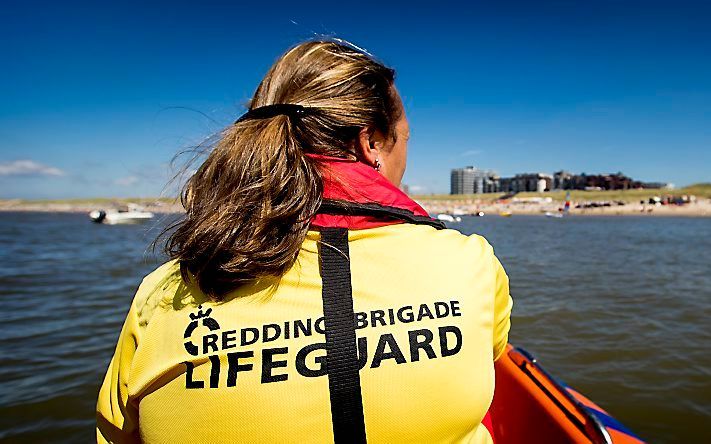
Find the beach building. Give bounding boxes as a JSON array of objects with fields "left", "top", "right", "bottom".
[
  {"left": 499, "top": 173, "right": 553, "bottom": 193},
  {"left": 451, "top": 167, "right": 663, "bottom": 194},
  {"left": 553, "top": 171, "right": 573, "bottom": 190},
  {"left": 553, "top": 171, "right": 645, "bottom": 190},
  {"left": 450, "top": 166, "right": 500, "bottom": 194}
]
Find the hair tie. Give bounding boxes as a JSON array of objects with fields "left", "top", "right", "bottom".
[{"left": 235, "top": 104, "right": 313, "bottom": 124}]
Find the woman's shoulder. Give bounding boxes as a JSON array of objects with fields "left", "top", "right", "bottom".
[
  {"left": 395, "top": 223, "right": 495, "bottom": 258},
  {"left": 367, "top": 224, "right": 498, "bottom": 276},
  {"left": 441, "top": 228, "right": 496, "bottom": 265},
  {"left": 131, "top": 259, "right": 195, "bottom": 327}
]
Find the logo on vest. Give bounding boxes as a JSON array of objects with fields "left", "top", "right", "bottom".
[{"left": 183, "top": 306, "right": 221, "bottom": 356}]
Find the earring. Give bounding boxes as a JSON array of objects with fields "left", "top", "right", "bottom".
[{"left": 374, "top": 158, "right": 381, "bottom": 172}]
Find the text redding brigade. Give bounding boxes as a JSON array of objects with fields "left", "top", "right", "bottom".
[{"left": 183, "top": 300, "right": 463, "bottom": 388}]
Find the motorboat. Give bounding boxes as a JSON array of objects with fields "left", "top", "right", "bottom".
[
  {"left": 499, "top": 211, "right": 513, "bottom": 217},
  {"left": 436, "top": 214, "right": 462, "bottom": 223},
  {"left": 89, "top": 203, "right": 154, "bottom": 224},
  {"left": 545, "top": 211, "right": 564, "bottom": 218},
  {"left": 490, "top": 345, "right": 644, "bottom": 443}
]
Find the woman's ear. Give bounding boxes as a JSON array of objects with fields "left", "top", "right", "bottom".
[{"left": 356, "top": 126, "right": 382, "bottom": 167}]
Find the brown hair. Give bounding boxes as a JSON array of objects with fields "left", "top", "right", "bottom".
[{"left": 164, "top": 40, "right": 401, "bottom": 298}]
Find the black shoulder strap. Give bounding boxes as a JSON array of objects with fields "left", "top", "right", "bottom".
[
  {"left": 319, "top": 227, "right": 368, "bottom": 444},
  {"left": 317, "top": 200, "right": 443, "bottom": 443},
  {"left": 319, "top": 228, "right": 366, "bottom": 444},
  {"left": 318, "top": 199, "right": 446, "bottom": 230}
]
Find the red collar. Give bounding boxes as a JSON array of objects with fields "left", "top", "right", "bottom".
[{"left": 310, "top": 156, "right": 432, "bottom": 230}]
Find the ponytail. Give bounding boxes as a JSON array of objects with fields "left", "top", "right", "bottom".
[{"left": 163, "top": 40, "right": 398, "bottom": 299}]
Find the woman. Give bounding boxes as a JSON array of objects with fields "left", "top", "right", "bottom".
[{"left": 97, "top": 40, "right": 512, "bottom": 444}]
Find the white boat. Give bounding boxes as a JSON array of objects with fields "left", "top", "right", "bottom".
[
  {"left": 89, "top": 203, "right": 154, "bottom": 224},
  {"left": 544, "top": 211, "right": 564, "bottom": 218},
  {"left": 436, "top": 214, "right": 462, "bottom": 223}
]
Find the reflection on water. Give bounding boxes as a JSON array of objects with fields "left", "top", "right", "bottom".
[{"left": 0, "top": 212, "right": 709, "bottom": 442}]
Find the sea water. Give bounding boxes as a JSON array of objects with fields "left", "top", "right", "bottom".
[{"left": 0, "top": 212, "right": 708, "bottom": 442}]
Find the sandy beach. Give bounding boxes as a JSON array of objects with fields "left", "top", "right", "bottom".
[
  {"left": 417, "top": 197, "right": 711, "bottom": 217},
  {"left": 0, "top": 199, "right": 182, "bottom": 214},
  {"left": 1, "top": 196, "right": 710, "bottom": 217}
]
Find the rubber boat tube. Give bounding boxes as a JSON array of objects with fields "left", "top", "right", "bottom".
[{"left": 489, "top": 345, "right": 645, "bottom": 444}]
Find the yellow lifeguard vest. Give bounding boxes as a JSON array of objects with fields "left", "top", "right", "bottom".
[{"left": 97, "top": 159, "right": 513, "bottom": 444}]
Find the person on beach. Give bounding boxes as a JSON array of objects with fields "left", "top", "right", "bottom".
[{"left": 96, "top": 40, "right": 513, "bottom": 444}]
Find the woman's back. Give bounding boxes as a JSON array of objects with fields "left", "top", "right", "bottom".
[
  {"left": 96, "top": 39, "right": 512, "bottom": 443},
  {"left": 97, "top": 160, "right": 511, "bottom": 443}
]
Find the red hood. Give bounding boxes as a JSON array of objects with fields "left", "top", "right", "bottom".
[{"left": 310, "top": 156, "right": 432, "bottom": 230}]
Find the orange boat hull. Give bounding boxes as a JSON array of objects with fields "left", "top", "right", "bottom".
[{"left": 489, "top": 345, "right": 645, "bottom": 444}]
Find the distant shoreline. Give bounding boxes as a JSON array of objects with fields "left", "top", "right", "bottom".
[
  {"left": 416, "top": 187, "right": 711, "bottom": 218},
  {"left": 418, "top": 200, "right": 711, "bottom": 218},
  {"left": 0, "top": 199, "right": 183, "bottom": 214},
  {"left": 2, "top": 197, "right": 710, "bottom": 218}
]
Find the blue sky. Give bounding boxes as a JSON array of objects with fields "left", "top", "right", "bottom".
[{"left": 1, "top": 0, "right": 710, "bottom": 198}]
